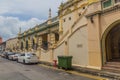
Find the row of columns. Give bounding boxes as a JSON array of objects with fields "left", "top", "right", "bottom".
[{"left": 19, "top": 33, "right": 56, "bottom": 52}]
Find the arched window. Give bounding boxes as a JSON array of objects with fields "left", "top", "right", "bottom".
[{"left": 26, "top": 40, "right": 28, "bottom": 50}]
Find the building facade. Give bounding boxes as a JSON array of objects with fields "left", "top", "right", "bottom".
[
  {"left": 16, "top": 0, "right": 120, "bottom": 70},
  {"left": 18, "top": 16, "right": 59, "bottom": 62},
  {"left": 57, "top": 0, "right": 89, "bottom": 67},
  {"left": 0, "top": 41, "right": 6, "bottom": 51},
  {"left": 86, "top": 0, "right": 120, "bottom": 69},
  {"left": 54, "top": 0, "right": 120, "bottom": 70},
  {"left": 6, "top": 37, "right": 19, "bottom": 52},
  {"left": 0, "top": 36, "right": 3, "bottom": 44}
]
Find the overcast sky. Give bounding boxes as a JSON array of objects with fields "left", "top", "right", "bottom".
[{"left": 0, "top": 0, "right": 67, "bottom": 41}]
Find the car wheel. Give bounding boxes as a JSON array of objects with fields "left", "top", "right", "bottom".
[
  {"left": 8, "top": 56, "right": 10, "bottom": 60},
  {"left": 23, "top": 60, "right": 26, "bottom": 64},
  {"left": 12, "top": 57, "right": 13, "bottom": 60},
  {"left": 17, "top": 59, "right": 18, "bottom": 62}
]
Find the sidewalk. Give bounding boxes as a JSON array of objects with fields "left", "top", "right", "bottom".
[
  {"left": 72, "top": 66, "right": 120, "bottom": 80},
  {"left": 38, "top": 61, "right": 120, "bottom": 80},
  {"left": 38, "top": 63, "right": 108, "bottom": 80}
]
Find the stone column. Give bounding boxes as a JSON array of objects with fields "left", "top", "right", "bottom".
[
  {"left": 50, "top": 33, "right": 55, "bottom": 48},
  {"left": 87, "top": 14, "right": 102, "bottom": 69},
  {"left": 34, "top": 36, "right": 37, "bottom": 51},
  {"left": 23, "top": 40, "right": 26, "bottom": 52},
  {"left": 50, "top": 33, "right": 55, "bottom": 62},
  {"left": 38, "top": 37, "right": 42, "bottom": 48},
  {"left": 59, "top": 18, "right": 63, "bottom": 38},
  {"left": 37, "top": 36, "right": 42, "bottom": 59},
  {"left": 50, "top": 49, "right": 54, "bottom": 62},
  {"left": 47, "top": 33, "right": 56, "bottom": 48},
  {"left": 47, "top": 33, "right": 51, "bottom": 48},
  {"left": 28, "top": 38, "right": 32, "bottom": 52}
]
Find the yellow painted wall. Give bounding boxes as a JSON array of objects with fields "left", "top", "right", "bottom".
[
  {"left": 86, "top": 0, "right": 120, "bottom": 69},
  {"left": 40, "top": 49, "right": 51, "bottom": 62},
  {"left": 6, "top": 38, "right": 18, "bottom": 51},
  {"left": 59, "top": 0, "right": 88, "bottom": 37},
  {"left": 69, "top": 25, "right": 88, "bottom": 67},
  {"left": 54, "top": 43, "right": 64, "bottom": 60}
]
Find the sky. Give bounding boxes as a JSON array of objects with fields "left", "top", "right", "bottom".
[{"left": 0, "top": 0, "right": 67, "bottom": 41}]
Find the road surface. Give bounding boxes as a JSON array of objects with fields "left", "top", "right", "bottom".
[{"left": 0, "top": 57, "right": 104, "bottom": 80}]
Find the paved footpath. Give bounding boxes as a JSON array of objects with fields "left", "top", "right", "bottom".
[{"left": 0, "top": 57, "right": 108, "bottom": 80}]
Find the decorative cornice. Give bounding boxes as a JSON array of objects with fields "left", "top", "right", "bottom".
[
  {"left": 18, "top": 16, "right": 59, "bottom": 38},
  {"left": 59, "top": 2, "right": 88, "bottom": 18},
  {"left": 59, "top": 0, "right": 83, "bottom": 13}
]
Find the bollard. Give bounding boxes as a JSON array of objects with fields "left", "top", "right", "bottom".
[{"left": 53, "top": 60, "right": 57, "bottom": 67}]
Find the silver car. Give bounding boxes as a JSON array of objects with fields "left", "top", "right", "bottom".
[{"left": 18, "top": 52, "right": 39, "bottom": 64}]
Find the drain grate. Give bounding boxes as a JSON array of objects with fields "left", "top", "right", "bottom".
[{"left": 24, "top": 69, "right": 30, "bottom": 71}]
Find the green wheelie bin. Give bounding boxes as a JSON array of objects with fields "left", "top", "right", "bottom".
[{"left": 58, "top": 56, "right": 72, "bottom": 70}]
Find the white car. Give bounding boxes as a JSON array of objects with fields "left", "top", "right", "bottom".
[
  {"left": 18, "top": 52, "right": 39, "bottom": 64},
  {"left": 9, "top": 53, "right": 21, "bottom": 60}
]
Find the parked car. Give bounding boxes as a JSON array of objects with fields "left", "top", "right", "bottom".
[
  {"left": 0, "top": 51, "right": 3, "bottom": 56},
  {"left": 9, "top": 53, "right": 21, "bottom": 61},
  {"left": 17, "top": 52, "right": 39, "bottom": 64},
  {"left": 8, "top": 52, "right": 16, "bottom": 60},
  {"left": 1, "top": 52, "right": 8, "bottom": 58},
  {"left": 4, "top": 52, "right": 15, "bottom": 59}
]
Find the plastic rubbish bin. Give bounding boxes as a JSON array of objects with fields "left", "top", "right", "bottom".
[{"left": 58, "top": 56, "right": 72, "bottom": 69}]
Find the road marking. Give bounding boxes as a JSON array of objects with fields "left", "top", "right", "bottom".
[{"left": 38, "top": 64, "right": 108, "bottom": 80}]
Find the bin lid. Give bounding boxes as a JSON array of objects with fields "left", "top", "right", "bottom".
[{"left": 58, "top": 55, "right": 72, "bottom": 58}]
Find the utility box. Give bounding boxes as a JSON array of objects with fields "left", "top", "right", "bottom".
[{"left": 58, "top": 56, "right": 72, "bottom": 69}]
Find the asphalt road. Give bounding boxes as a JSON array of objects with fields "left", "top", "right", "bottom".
[{"left": 0, "top": 57, "right": 98, "bottom": 80}]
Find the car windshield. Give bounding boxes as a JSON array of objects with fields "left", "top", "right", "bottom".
[
  {"left": 27, "top": 53, "right": 35, "bottom": 57},
  {"left": 8, "top": 52, "right": 14, "bottom": 55},
  {"left": 15, "top": 54, "right": 21, "bottom": 56}
]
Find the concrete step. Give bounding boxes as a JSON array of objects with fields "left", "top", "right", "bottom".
[
  {"left": 107, "top": 62, "right": 120, "bottom": 65},
  {"left": 103, "top": 62, "right": 120, "bottom": 73},
  {"left": 102, "top": 66, "right": 120, "bottom": 73},
  {"left": 104, "top": 64, "right": 120, "bottom": 68}
]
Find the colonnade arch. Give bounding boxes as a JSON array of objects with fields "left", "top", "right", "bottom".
[
  {"left": 25, "top": 40, "right": 28, "bottom": 50},
  {"left": 19, "top": 31, "right": 59, "bottom": 51},
  {"left": 21, "top": 42, "right": 23, "bottom": 50}
]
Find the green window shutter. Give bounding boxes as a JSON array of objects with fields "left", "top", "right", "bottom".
[{"left": 103, "top": 0, "right": 112, "bottom": 8}]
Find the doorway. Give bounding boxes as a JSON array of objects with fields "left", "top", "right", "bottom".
[{"left": 105, "top": 23, "right": 120, "bottom": 62}]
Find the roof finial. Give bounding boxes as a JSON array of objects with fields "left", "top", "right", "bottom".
[
  {"left": 49, "top": 8, "right": 51, "bottom": 20},
  {"left": 19, "top": 27, "right": 21, "bottom": 34},
  {"left": 47, "top": 8, "right": 52, "bottom": 24}
]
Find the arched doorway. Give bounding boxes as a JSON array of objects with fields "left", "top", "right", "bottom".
[
  {"left": 102, "top": 21, "right": 120, "bottom": 64},
  {"left": 106, "top": 23, "right": 120, "bottom": 62}
]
